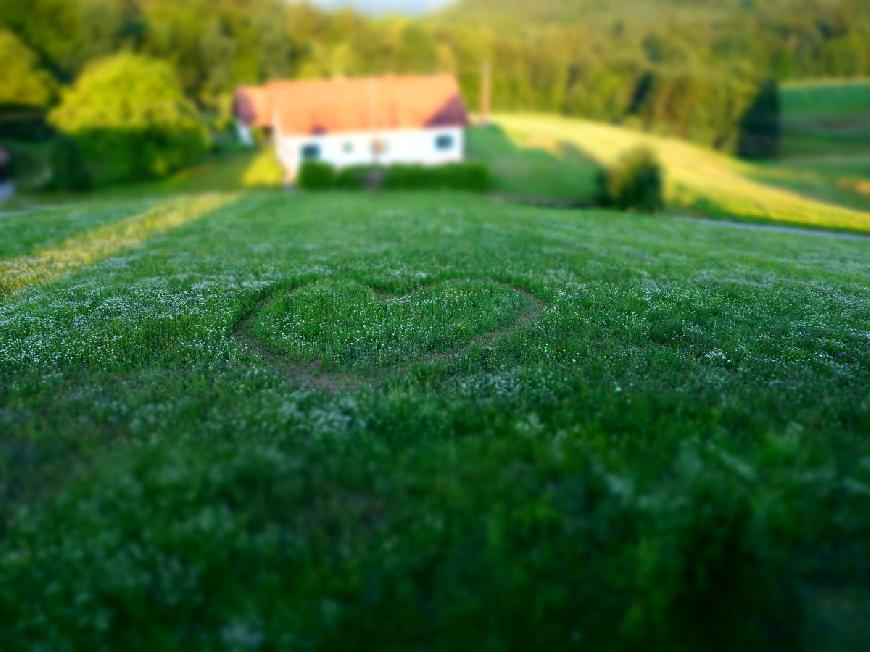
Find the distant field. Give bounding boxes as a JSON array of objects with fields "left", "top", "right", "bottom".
[
  {"left": 754, "top": 79, "right": 870, "bottom": 211},
  {"left": 1, "top": 190, "right": 868, "bottom": 649},
  {"left": 496, "top": 113, "right": 870, "bottom": 230},
  {"left": 781, "top": 78, "right": 870, "bottom": 120}
]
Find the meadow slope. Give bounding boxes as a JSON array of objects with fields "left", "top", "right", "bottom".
[
  {"left": 496, "top": 114, "right": 870, "bottom": 231},
  {"left": 0, "top": 191, "right": 868, "bottom": 649},
  {"left": 754, "top": 79, "right": 870, "bottom": 213}
]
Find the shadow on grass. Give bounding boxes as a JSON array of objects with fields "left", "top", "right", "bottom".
[
  {"left": 466, "top": 124, "right": 603, "bottom": 203},
  {"left": 0, "top": 192, "right": 239, "bottom": 296}
]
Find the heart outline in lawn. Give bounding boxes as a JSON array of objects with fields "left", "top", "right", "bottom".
[{"left": 233, "top": 278, "right": 546, "bottom": 392}]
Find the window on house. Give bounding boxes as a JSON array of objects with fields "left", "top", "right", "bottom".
[
  {"left": 301, "top": 143, "right": 321, "bottom": 160},
  {"left": 435, "top": 134, "right": 454, "bottom": 151}
]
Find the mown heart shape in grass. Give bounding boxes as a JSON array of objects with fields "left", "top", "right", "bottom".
[{"left": 234, "top": 279, "right": 545, "bottom": 391}]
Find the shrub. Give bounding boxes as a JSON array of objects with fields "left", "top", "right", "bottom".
[
  {"left": 306, "top": 162, "right": 491, "bottom": 192},
  {"left": 383, "top": 163, "right": 491, "bottom": 192},
  {"left": 242, "top": 148, "right": 284, "bottom": 188},
  {"left": 597, "top": 147, "right": 664, "bottom": 212},
  {"left": 47, "top": 137, "right": 92, "bottom": 191},
  {"left": 737, "top": 79, "right": 781, "bottom": 159},
  {"left": 334, "top": 165, "right": 385, "bottom": 190},
  {"left": 298, "top": 161, "right": 336, "bottom": 190},
  {"left": 48, "top": 54, "right": 209, "bottom": 186}
]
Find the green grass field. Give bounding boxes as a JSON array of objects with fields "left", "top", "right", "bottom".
[
  {"left": 465, "top": 124, "right": 600, "bottom": 202},
  {"left": 753, "top": 79, "right": 870, "bottom": 212},
  {"left": 780, "top": 79, "right": 870, "bottom": 156},
  {"left": 1, "top": 190, "right": 868, "bottom": 649}
]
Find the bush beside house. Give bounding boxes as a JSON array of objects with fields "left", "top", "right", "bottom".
[{"left": 299, "top": 161, "right": 491, "bottom": 193}]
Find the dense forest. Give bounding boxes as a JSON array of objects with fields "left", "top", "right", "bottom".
[{"left": 1, "top": 0, "right": 867, "bottom": 166}]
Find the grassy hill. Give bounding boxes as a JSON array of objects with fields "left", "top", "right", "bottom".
[
  {"left": 465, "top": 124, "right": 600, "bottom": 202},
  {"left": 1, "top": 189, "right": 868, "bottom": 649},
  {"left": 491, "top": 113, "right": 870, "bottom": 230},
  {"left": 749, "top": 79, "right": 870, "bottom": 212},
  {"left": 780, "top": 78, "right": 870, "bottom": 157}
]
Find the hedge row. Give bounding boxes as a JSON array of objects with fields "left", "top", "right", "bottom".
[
  {"left": 298, "top": 162, "right": 492, "bottom": 192},
  {"left": 625, "top": 70, "right": 781, "bottom": 158}
]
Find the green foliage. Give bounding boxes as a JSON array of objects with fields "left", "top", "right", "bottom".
[
  {"left": 47, "top": 136, "right": 92, "bottom": 191},
  {"left": 0, "top": 29, "right": 56, "bottom": 108},
  {"left": 2, "top": 0, "right": 868, "bottom": 168},
  {"left": 0, "top": 0, "right": 82, "bottom": 74},
  {"left": 298, "top": 160, "right": 336, "bottom": 190},
  {"left": 49, "top": 53, "right": 209, "bottom": 185},
  {"left": 304, "top": 162, "right": 491, "bottom": 192},
  {"left": 382, "top": 163, "right": 492, "bottom": 192},
  {"left": 738, "top": 80, "right": 781, "bottom": 159},
  {"left": 241, "top": 147, "right": 284, "bottom": 187},
  {"left": 1, "top": 142, "right": 48, "bottom": 188},
  {"left": 597, "top": 146, "right": 664, "bottom": 212},
  {"left": 146, "top": 0, "right": 301, "bottom": 106},
  {"left": 624, "top": 70, "right": 778, "bottom": 153},
  {"left": 334, "top": 165, "right": 383, "bottom": 190}
]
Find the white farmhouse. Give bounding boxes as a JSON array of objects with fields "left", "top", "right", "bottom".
[{"left": 234, "top": 74, "right": 470, "bottom": 181}]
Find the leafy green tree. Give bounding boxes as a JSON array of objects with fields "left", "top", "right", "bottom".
[
  {"left": 49, "top": 53, "right": 209, "bottom": 185},
  {"left": 0, "top": 0, "right": 81, "bottom": 76},
  {"left": 737, "top": 79, "right": 781, "bottom": 159},
  {"left": 73, "top": 0, "right": 145, "bottom": 70},
  {"left": 0, "top": 29, "right": 56, "bottom": 108}
]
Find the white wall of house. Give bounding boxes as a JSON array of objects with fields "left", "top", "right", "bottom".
[{"left": 274, "top": 126, "right": 465, "bottom": 180}]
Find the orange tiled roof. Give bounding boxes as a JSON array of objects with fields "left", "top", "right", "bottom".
[{"left": 235, "top": 74, "right": 469, "bottom": 135}]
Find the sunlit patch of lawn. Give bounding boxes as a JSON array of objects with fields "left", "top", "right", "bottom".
[{"left": 0, "top": 192, "right": 237, "bottom": 295}]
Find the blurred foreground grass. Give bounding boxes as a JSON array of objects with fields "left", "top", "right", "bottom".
[{"left": 0, "top": 190, "right": 868, "bottom": 649}]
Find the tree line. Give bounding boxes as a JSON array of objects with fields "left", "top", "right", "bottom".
[{"left": 0, "top": 0, "right": 866, "bottom": 184}]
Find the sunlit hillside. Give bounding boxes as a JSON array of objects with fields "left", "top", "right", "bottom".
[{"left": 496, "top": 114, "right": 870, "bottom": 231}]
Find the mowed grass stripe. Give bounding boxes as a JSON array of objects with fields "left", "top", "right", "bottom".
[
  {"left": 497, "top": 114, "right": 870, "bottom": 232},
  {"left": 0, "top": 192, "right": 238, "bottom": 296},
  {"left": 0, "top": 198, "right": 165, "bottom": 260}
]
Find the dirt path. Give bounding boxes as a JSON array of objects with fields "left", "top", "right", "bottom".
[{"left": 232, "top": 280, "right": 547, "bottom": 393}]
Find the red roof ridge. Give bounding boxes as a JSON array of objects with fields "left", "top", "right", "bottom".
[{"left": 235, "top": 73, "right": 469, "bottom": 135}]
